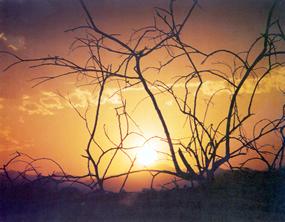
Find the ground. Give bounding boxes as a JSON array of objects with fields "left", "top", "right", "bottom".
[{"left": 1, "top": 169, "right": 285, "bottom": 221}]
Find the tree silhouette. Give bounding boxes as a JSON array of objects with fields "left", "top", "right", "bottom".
[{"left": 1, "top": 0, "right": 285, "bottom": 191}]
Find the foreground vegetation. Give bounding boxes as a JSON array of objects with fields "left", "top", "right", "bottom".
[{"left": 1, "top": 169, "right": 285, "bottom": 222}]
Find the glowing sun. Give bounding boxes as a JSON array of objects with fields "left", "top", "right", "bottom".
[{"left": 137, "top": 143, "right": 158, "bottom": 166}]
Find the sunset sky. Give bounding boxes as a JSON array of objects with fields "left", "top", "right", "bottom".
[{"left": 0, "top": 0, "right": 284, "bottom": 191}]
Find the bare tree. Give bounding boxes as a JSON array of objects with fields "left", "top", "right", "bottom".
[
  {"left": 239, "top": 103, "right": 285, "bottom": 171},
  {"left": 1, "top": 0, "right": 285, "bottom": 190},
  {"left": 64, "top": 94, "right": 142, "bottom": 191}
]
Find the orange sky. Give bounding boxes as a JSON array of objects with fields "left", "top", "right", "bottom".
[{"left": 0, "top": 0, "right": 284, "bottom": 191}]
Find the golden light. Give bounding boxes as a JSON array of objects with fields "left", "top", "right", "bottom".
[{"left": 137, "top": 142, "right": 158, "bottom": 166}]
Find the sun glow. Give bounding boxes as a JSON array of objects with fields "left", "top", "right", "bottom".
[{"left": 137, "top": 142, "right": 158, "bottom": 166}]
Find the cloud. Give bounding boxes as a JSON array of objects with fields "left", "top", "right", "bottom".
[
  {"left": 18, "top": 67, "right": 284, "bottom": 115},
  {"left": 19, "top": 92, "right": 64, "bottom": 115},
  {"left": 40, "top": 91, "right": 64, "bottom": 110},
  {"left": 18, "top": 88, "right": 122, "bottom": 116},
  {"left": 0, "top": 125, "right": 34, "bottom": 152},
  {"left": 68, "top": 88, "right": 97, "bottom": 108},
  {"left": 102, "top": 89, "right": 122, "bottom": 105},
  {"left": 67, "top": 70, "right": 284, "bottom": 110},
  {"left": 0, "top": 33, "right": 7, "bottom": 41},
  {"left": 236, "top": 70, "right": 285, "bottom": 95},
  {"left": 0, "top": 32, "right": 26, "bottom": 51},
  {"left": 68, "top": 88, "right": 122, "bottom": 108},
  {"left": 201, "top": 81, "right": 228, "bottom": 96},
  {"left": 168, "top": 68, "right": 285, "bottom": 97},
  {"left": 0, "top": 127, "right": 20, "bottom": 151},
  {"left": 19, "top": 100, "right": 53, "bottom": 115}
]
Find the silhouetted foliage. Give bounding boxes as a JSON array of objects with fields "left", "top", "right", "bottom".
[
  {"left": 1, "top": 169, "right": 285, "bottom": 221},
  {"left": 1, "top": 0, "right": 284, "bottom": 191}
]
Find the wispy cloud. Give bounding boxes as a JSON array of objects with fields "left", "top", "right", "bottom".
[
  {"left": 18, "top": 68, "right": 284, "bottom": 115},
  {"left": 0, "top": 125, "right": 34, "bottom": 152},
  {"left": 19, "top": 100, "right": 53, "bottom": 115},
  {"left": 18, "top": 88, "right": 123, "bottom": 116},
  {"left": 0, "top": 32, "right": 26, "bottom": 51},
  {"left": 68, "top": 88, "right": 122, "bottom": 107},
  {"left": 0, "top": 127, "right": 20, "bottom": 151},
  {"left": 68, "top": 88, "right": 97, "bottom": 108},
  {"left": 111, "top": 68, "right": 285, "bottom": 98},
  {"left": 19, "top": 92, "right": 61, "bottom": 116},
  {"left": 164, "top": 68, "right": 285, "bottom": 97},
  {"left": 40, "top": 92, "right": 64, "bottom": 110}
]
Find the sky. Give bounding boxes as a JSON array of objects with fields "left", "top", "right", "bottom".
[{"left": 0, "top": 0, "right": 284, "bottom": 191}]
